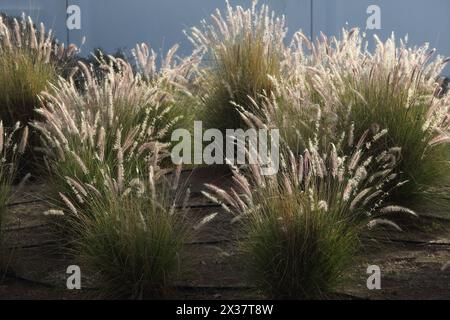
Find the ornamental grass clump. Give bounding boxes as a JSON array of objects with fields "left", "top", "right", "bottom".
[
  {"left": 281, "top": 29, "right": 450, "bottom": 213},
  {"left": 34, "top": 49, "right": 198, "bottom": 210},
  {"left": 186, "top": 1, "right": 287, "bottom": 131},
  {"left": 40, "top": 126, "right": 205, "bottom": 298},
  {"left": 54, "top": 143, "right": 188, "bottom": 298},
  {"left": 34, "top": 50, "right": 206, "bottom": 298},
  {"left": 44, "top": 138, "right": 209, "bottom": 298},
  {"left": 0, "top": 14, "right": 76, "bottom": 163},
  {"left": 76, "top": 180, "right": 186, "bottom": 299},
  {"left": 204, "top": 108, "right": 415, "bottom": 299}
]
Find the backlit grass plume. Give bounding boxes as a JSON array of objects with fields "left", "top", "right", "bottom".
[
  {"left": 33, "top": 56, "right": 178, "bottom": 210},
  {"left": 132, "top": 42, "right": 201, "bottom": 86},
  {"left": 132, "top": 42, "right": 203, "bottom": 135},
  {"left": 186, "top": 0, "right": 288, "bottom": 131},
  {"left": 0, "top": 13, "right": 76, "bottom": 164}
]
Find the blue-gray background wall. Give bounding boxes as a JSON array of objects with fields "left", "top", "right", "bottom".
[{"left": 1, "top": 1, "right": 450, "bottom": 72}]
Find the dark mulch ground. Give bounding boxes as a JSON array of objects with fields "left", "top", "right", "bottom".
[{"left": 1, "top": 166, "right": 449, "bottom": 300}]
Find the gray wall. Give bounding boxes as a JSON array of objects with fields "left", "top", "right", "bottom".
[
  {"left": 0, "top": 0, "right": 67, "bottom": 44},
  {"left": 1, "top": 1, "right": 450, "bottom": 72},
  {"left": 313, "top": 0, "right": 450, "bottom": 55},
  {"left": 67, "top": 0, "right": 311, "bottom": 56}
]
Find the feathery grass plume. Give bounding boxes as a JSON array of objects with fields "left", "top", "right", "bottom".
[
  {"left": 0, "top": 121, "right": 28, "bottom": 270},
  {"left": 73, "top": 48, "right": 128, "bottom": 87},
  {"left": 282, "top": 28, "right": 450, "bottom": 214},
  {"left": 132, "top": 42, "right": 203, "bottom": 138},
  {"left": 203, "top": 115, "right": 412, "bottom": 298},
  {"left": 186, "top": 0, "right": 288, "bottom": 131},
  {"left": 0, "top": 13, "right": 76, "bottom": 167},
  {"left": 132, "top": 43, "right": 201, "bottom": 86},
  {"left": 33, "top": 54, "right": 187, "bottom": 210}
]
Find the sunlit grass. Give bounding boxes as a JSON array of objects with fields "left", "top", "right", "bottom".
[
  {"left": 186, "top": 1, "right": 286, "bottom": 131},
  {"left": 0, "top": 14, "right": 75, "bottom": 169}
]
